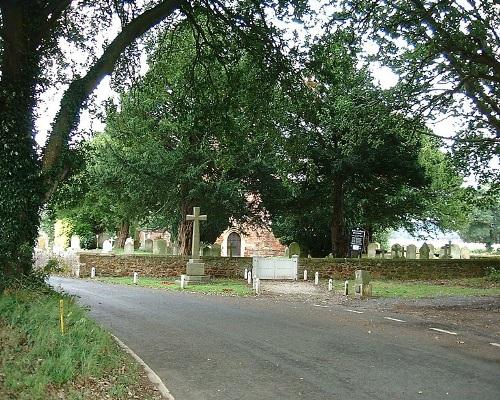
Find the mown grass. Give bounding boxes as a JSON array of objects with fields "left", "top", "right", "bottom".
[
  {"left": 0, "top": 284, "right": 151, "bottom": 399},
  {"left": 340, "top": 278, "right": 500, "bottom": 298},
  {"left": 95, "top": 276, "right": 253, "bottom": 296}
]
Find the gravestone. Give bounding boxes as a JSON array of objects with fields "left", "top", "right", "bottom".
[
  {"left": 439, "top": 246, "right": 446, "bottom": 259},
  {"left": 391, "top": 244, "right": 403, "bottom": 259},
  {"left": 354, "top": 270, "right": 372, "bottom": 298},
  {"left": 70, "top": 235, "right": 81, "bottom": 251},
  {"left": 406, "top": 244, "right": 417, "bottom": 259},
  {"left": 202, "top": 245, "right": 211, "bottom": 256},
  {"left": 97, "top": 233, "right": 110, "bottom": 249},
  {"left": 144, "top": 239, "right": 153, "bottom": 252},
  {"left": 419, "top": 243, "right": 430, "bottom": 259},
  {"left": 124, "top": 237, "right": 134, "bottom": 254},
  {"left": 288, "top": 242, "right": 300, "bottom": 257},
  {"left": 172, "top": 243, "right": 179, "bottom": 256},
  {"left": 153, "top": 239, "right": 167, "bottom": 255},
  {"left": 367, "top": 242, "right": 380, "bottom": 258},
  {"left": 427, "top": 243, "right": 436, "bottom": 259},
  {"left": 450, "top": 244, "right": 461, "bottom": 259},
  {"left": 210, "top": 244, "right": 221, "bottom": 256},
  {"left": 102, "top": 239, "right": 112, "bottom": 253},
  {"left": 460, "top": 247, "right": 470, "bottom": 259},
  {"left": 284, "top": 247, "right": 289, "bottom": 257}
]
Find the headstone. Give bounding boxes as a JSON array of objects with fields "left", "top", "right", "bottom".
[
  {"left": 427, "top": 243, "right": 436, "bottom": 259},
  {"left": 70, "top": 235, "right": 81, "bottom": 250},
  {"left": 247, "top": 270, "right": 252, "bottom": 285},
  {"left": 406, "top": 244, "right": 417, "bottom": 259},
  {"left": 153, "top": 239, "right": 167, "bottom": 255},
  {"left": 202, "top": 245, "right": 211, "bottom": 256},
  {"left": 91, "top": 267, "right": 96, "bottom": 278},
  {"left": 210, "top": 244, "right": 221, "bottom": 257},
  {"left": 367, "top": 242, "right": 380, "bottom": 258},
  {"left": 97, "top": 233, "right": 110, "bottom": 249},
  {"left": 124, "top": 237, "right": 134, "bottom": 254},
  {"left": 354, "top": 270, "right": 372, "bottom": 298},
  {"left": 419, "top": 243, "right": 430, "bottom": 259},
  {"left": 180, "top": 274, "right": 186, "bottom": 289},
  {"left": 460, "top": 247, "right": 470, "bottom": 259},
  {"left": 439, "top": 246, "right": 447, "bottom": 259},
  {"left": 328, "top": 279, "right": 333, "bottom": 292},
  {"left": 102, "top": 239, "right": 112, "bottom": 253},
  {"left": 133, "top": 272, "right": 138, "bottom": 284},
  {"left": 289, "top": 242, "right": 300, "bottom": 257},
  {"left": 284, "top": 247, "right": 289, "bottom": 257},
  {"left": 172, "top": 243, "right": 179, "bottom": 255},
  {"left": 144, "top": 239, "right": 153, "bottom": 252},
  {"left": 391, "top": 244, "right": 403, "bottom": 259},
  {"left": 450, "top": 244, "right": 461, "bottom": 259},
  {"left": 255, "top": 278, "right": 261, "bottom": 295},
  {"left": 244, "top": 268, "right": 248, "bottom": 279}
]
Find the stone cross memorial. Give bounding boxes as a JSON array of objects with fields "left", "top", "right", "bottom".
[{"left": 182, "top": 207, "right": 210, "bottom": 284}]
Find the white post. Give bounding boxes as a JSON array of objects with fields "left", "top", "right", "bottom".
[
  {"left": 133, "top": 272, "right": 138, "bottom": 284},
  {"left": 328, "top": 279, "right": 333, "bottom": 292},
  {"left": 314, "top": 271, "right": 319, "bottom": 285},
  {"left": 91, "top": 267, "right": 96, "bottom": 278},
  {"left": 344, "top": 280, "right": 349, "bottom": 296},
  {"left": 244, "top": 268, "right": 248, "bottom": 279},
  {"left": 255, "top": 278, "right": 260, "bottom": 295},
  {"left": 180, "top": 274, "right": 186, "bottom": 289},
  {"left": 252, "top": 277, "right": 256, "bottom": 290},
  {"left": 248, "top": 271, "right": 252, "bottom": 285},
  {"left": 75, "top": 265, "right": 80, "bottom": 278},
  {"left": 303, "top": 270, "right": 308, "bottom": 281}
]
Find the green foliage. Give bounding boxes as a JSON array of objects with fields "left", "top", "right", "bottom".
[
  {"left": 270, "top": 33, "right": 468, "bottom": 256},
  {"left": 486, "top": 268, "right": 500, "bottom": 283},
  {"left": 334, "top": 0, "right": 499, "bottom": 188},
  {"left": 459, "top": 195, "right": 500, "bottom": 250}
]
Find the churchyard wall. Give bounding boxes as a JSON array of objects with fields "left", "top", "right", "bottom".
[
  {"left": 298, "top": 258, "right": 497, "bottom": 280},
  {"left": 77, "top": 252, "right": 497, "bottom": 280},
  {"left": 78, "top": 253, "right": 252, "bottom": 278}
]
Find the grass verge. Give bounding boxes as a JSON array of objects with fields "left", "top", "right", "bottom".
[
  {"left": 0, "top": 283, "right": 161, "bottom": 400},
  {"left": 95, "top": 276, "right": 253, "bottom": 296},
  {"left": 344, "top": 278, "right": 500, "bottom": 298}
]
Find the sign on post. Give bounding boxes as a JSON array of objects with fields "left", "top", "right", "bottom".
[{"left": 351, "top": 229, "right": 365, "bottom": 251}]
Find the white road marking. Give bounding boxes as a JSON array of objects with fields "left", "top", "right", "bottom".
[
  {"left": 346, "top": 309, "right": 364, "bottom": 314},
  {"left": 313, "top": 304, "right": 329, "bottom": 308},
  {"left": 384, "top": 317, "right": 405, "bottom": 323},
  {"left": 429, "top": 328, "right": 457, "bottom": 335},
  {"left": 490, "top": 342, "right": 500, "bottom": 348}
]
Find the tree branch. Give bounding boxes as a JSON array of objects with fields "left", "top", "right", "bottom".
[{"left": 41, "top": 0, "right": 184, "bottom": 200}]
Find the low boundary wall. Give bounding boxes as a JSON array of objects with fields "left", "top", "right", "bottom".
[{"left": 77, "top": 253, "right": 498, "bottom": 280}]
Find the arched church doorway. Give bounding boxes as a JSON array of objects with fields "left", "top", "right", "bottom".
[{"left": 228, "top": 232, "right": 241, "bottom": 257}]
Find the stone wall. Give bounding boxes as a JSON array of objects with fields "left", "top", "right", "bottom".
[
  {"left": 299, "top": 258, "right": 498, "bottom": 280},
  {"left": 78, "top": 253, "right": 252, "bottom": 278},
  {"left": 77, "top": 252, "right": 498, "bottom": 280}
]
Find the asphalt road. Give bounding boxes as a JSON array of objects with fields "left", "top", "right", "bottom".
[{"left": 49, "top": 277, "right": 500, "bottom": 400}]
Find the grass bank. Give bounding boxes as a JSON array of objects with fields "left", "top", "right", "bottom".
[
  {"left": 0, "top": 282, "right": 161, "bottom": 399},
  {"left": 95, "top": 276, "right": 253, "bottom": 296},
  {"left": 346, "top": 277, "right": 500, "bottom": 298}
]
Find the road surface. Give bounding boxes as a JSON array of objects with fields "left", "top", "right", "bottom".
[{"left": 49, "top": 277, "right": 500, "bottom": 400}]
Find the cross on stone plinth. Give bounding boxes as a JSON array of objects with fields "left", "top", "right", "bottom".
[{"left": 186, "top": 207, "right": 207, "bottom": 259}]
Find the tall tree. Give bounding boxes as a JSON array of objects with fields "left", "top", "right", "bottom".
[
  {"left": 53, "top": 17, "right": 290, "bottom": 254},
  {"left": 333, "top": 0, "right": 499, "bottom": 187},
  {"left": 270, "top": 33, "right": 468, "bottom": 257},
  {"left": 0, "top": 0, "right": 307, "bottom": 282}
]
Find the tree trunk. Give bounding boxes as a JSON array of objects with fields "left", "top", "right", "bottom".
[
  {"left": 0, "top": 2, "right": 44, "bottom": 287},
  {"left": 115, "top": 221, "right": 130, "bottom": 249},
  {"left": 178, "top": 202, "right": 193, "bottom": 256},
  {"left": 330, "top": 177, "right": 349, "bottom": 258}
]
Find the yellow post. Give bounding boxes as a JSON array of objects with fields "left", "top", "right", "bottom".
[{"left": 59, "top": 299, "right": 65, "bottom": 335}]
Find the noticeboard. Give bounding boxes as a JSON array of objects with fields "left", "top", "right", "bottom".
[{"left": 351, "top": 229, "right": 365, "bottom": 250}]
